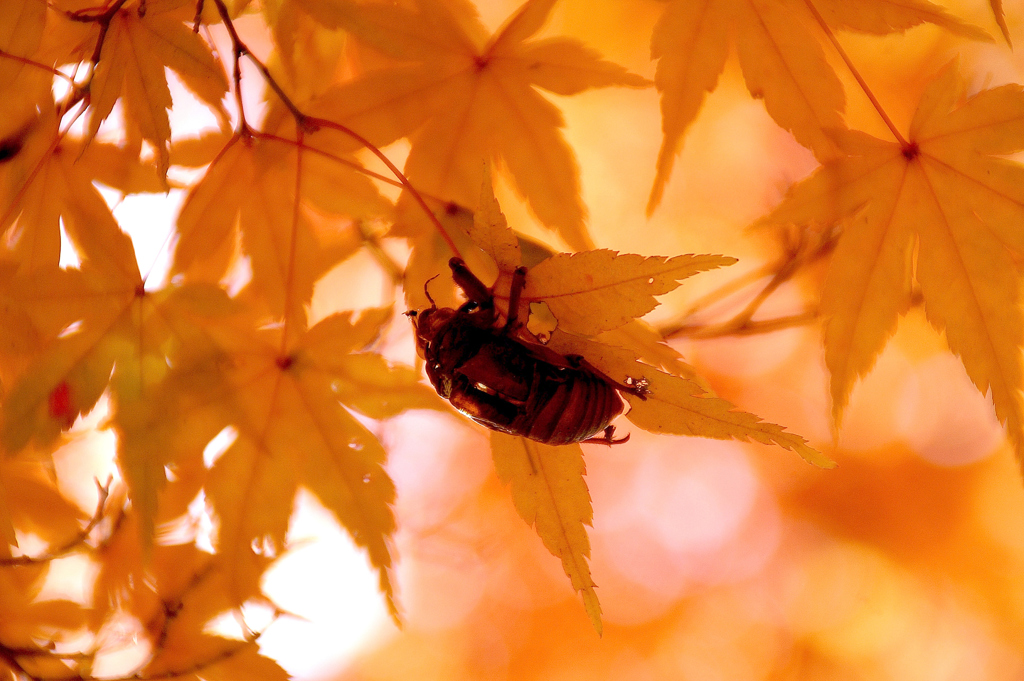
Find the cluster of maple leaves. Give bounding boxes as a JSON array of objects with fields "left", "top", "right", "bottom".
[{"left": 0, "top": 0, "right": 1021, "bottom": 676}]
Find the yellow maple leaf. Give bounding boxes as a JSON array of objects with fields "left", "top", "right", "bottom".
[
  {"left": 302, "top": 0, "right": 649, "bottom": 250},
  {"left": 758, "top": 60, "right": 1024, "bottom": 459},
  {"left": 490, "top": 432, "right": 602, "bottom": 634},
  {"left": 648, "top": 0, "right": 989, "bottom": 213},
  {"left": 470, "top": 163, "right": 523, "bottom": 275},
  {"left": 142, "top": 548, "right": 287, "bottom": 679},
  {"left": 522, "top": 250, "right": 737, "bottom": 336},
  {"left": 0, "top": 457, "right": 87, "bottom": 554},
  {"left": 0, "top": 109, "right": 147, "bottom": 274},
  {"left": 111, "top": 283, "right": 240, "bottom": 549},
  {"left": 301, "top": 308, "right": 447, "bottom": 418},
  {"left": 815, "top": 0, "right": 993, "bottom": 35},
  {"left": 987, "top": 0, "right": 1010, "bottom": 45},
  {"left": 193, "top": 310, "right": 405, "bottom": 618},
  {"left": 544, "top": 329, "right": 832, "bottom": 468},
  {"left": 173, "top": 133, "right": 388, "bottom": 324},
  {"left": 2, "top": 277, "right": 245, "bottom": 554},
  {"left": 0, "top": 565, "right": 87, "bottom": 650},
  {"left": 75, "top": 139, "right": 173, "bottom": 194},
  {"left": 0, "top": 0, "right": 51, "bottom": 140},
  {"left": 1, "top": 243, "right": 141, "bottom": 453},
  {"left": 78, "top": 0, "right": 229, "bottom": 179}
]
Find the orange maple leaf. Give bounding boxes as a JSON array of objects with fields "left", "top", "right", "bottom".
[
  {"left": 172, "top": 132, "right": 389, "bottom": 325},
  {"left": 72, "top": 0, "right": 229, "bottom": 179},
  {"left": 0, "top": 109, "right": 154, "bottom": 274},
  {"left": 0, "top": 565, "right": 87, "bottom": 653},
  {"left": 300, "top": 0, "right": 649, "bottom": 251},
  {"left": 193, "top": 308, "right": 434, "bottom": 619},
  {"left": 0, "top": 0, "right": 51, "bottom": 139},
  {"left": 648, "top": 0, "right": 990, "bottom": 213},
  {"left": 758, "top": 60, "right": 1024, "bottom": 459},
  {"left": 490, "top": 433, "right": 603, "bottom": 633}
]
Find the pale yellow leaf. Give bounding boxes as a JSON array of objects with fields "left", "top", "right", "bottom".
[
  {"left": 173, "top": 136, "right": 253, "bottom": 282},
  {"left": 524, "top": 250, "right": 736, "bottom": 336},
  {"left": 487, "top": 0, "right": 557, "bottom": 52},
  {"left": 208, "top": 437, "right": 299, "bottom": 605},
  {"left": 300, "top": 309, "right": 447, "bottom": 418},
  {"left": 543, "top": 329, "right": 829, "bottom": 466},
  {"left": 988, "top": 0, "right": 1010, "bottom": 45},
  {"left": 471, "top": 164, "right": 522, "bottom": 273},
  {"left": 758, "top": 61, "right": 1024, "bottom": 459},
  {"left": 625, "top": 370, "right": 834, "bottom": 468},
  {"left": 490, "top": 432, "right": 602, "bottom": 634},
  {"left": 648, "top": 0, "right": 729, "bottom": 213},
  {"left": 75, "top": 140, "right": 173, "bottom": 194},
  {"left": 144, "top": 13, "right": 229, "bottom": 120},
  {"left": 294, "top": 375, "right": 398, "bottom": 621},
  {"left": 518, "top": 38, "right": 651, "bottom": 95},
  {"left": 310, "top": 0, "right": 646, "bottom": 250},
  {"left": 734, "top": 0, "right": 844, "bottom": 160},
  {"left": 817, "top": 0, "right": 991, "bottom": 40}
]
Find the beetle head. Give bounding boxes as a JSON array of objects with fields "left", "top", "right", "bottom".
[
  {"left": 407, "top": 305, "right": 457, "bottom": 359},
  {"left": 407, "top": 273, "right": 453, "bottom": 357}
]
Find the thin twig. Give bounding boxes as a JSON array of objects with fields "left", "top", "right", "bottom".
[
  {"left": 0, "top": 49, "right": 76, "bottom": 85},
  {"left": 358, "top": 220, "right": 405, "bottom": 287},
  {"left": 678, "top": 260, "right": 778, "bottom": 319},
  {"left": 663, "top": 226, "right": 838, "bottom": 339},
  {"left": 0, "top": 478, "right": 113, "bottom": 567},
  {"left": 209, "top": 0, "right": 249, "bottom": 133},
  {"left": 669, "top": 309, "right": 819, "bottom": 339},
  {"left": 801, "top": 0, "right": 909, "bottom": 149}
]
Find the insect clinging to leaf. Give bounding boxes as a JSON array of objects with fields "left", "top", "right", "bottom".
[{"left": 407, "top": 257, "right": 648, "bottom": 445}]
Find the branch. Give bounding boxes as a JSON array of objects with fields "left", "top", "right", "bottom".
[
  {"left": 662, "top": 225, "right": 838, "bottom": 339},
  {"left": 0, "top": 478, "right": 113, "bottom": 567},
  {"left": 0, "top": 49, "right": 76, "bottom": 85},
  {"left": 206, "top": 0, "right": 462, "bottom": 258},
  {"left": 666, "top": 308, "right": 819, "bottom": 339}
]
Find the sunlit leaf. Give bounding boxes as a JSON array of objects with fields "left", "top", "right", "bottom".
[
  {"left": 490, "top": 432, "right": 602, "bottom": 634},
  {"left": 305, "top": 0, "right": 648, "bottom": 250},
  {"left": 648, "top": 0, "right": 988, "bottom": 213},
  {"left": 523, "top": 250, "right": 735, "bottom": 336},
  {"left": 758, "top": 60, "right": 1024, "bottom": 460}
]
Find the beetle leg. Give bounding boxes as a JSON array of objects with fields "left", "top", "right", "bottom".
[
  {"left": 582, "top": 425, "right": 630, "bottom": 446},
  {"left": 565, "top": 354, "right": 650, "bottom": 400},
  {"left": 449, "top": 258, "right": 493, "bottom": 307},
  {"left": 503, "top": 265, "right": 528, "bottom": 333}
]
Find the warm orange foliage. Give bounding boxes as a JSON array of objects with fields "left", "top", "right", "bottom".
[{"left": 0, "top": 0, "right": 1022, "bottom": 679}]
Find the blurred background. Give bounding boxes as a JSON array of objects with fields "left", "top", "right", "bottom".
[{"left": 59, "top": 0, "right": 1024, "bottom": 678}]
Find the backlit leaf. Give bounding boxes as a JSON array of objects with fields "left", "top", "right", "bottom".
[
  {"left": 758, "top": 61, "right": 1024, "bottom": 460},
  {"left": 523, "top": 250, "right": 736, "bottom": 336},
  {"left": 544, "top": 329, "right": 832, "bottom": 467},
  {"left": 490, "top": 432, "right": 602, "bottom": 634},
  {"left": 470, "top": 164, "right": 522, "bottom": 273},
  {"left": 85, "top": 2, "right": 228, "bottom": 178},
  {"left": 307, "top": 0, "right": 648, "bottom": 250},
  {"left": 648, "top": 0, "right": 988, "bottom": 213}
]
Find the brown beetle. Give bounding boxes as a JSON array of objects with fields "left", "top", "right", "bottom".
[{"left": 408, "top": 258, "right": 645, "bottom": 445}]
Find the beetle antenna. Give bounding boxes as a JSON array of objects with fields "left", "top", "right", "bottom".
[{"left": 423, "top": 274, "right": 439, "bottom": 308}]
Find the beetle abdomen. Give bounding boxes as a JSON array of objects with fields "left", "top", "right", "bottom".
[
  {"left": 436, "top": 332, "right": 624, "bottom": 444},
  {"left": 516, "top": 368, "right": 622, "bottom": 444}
]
